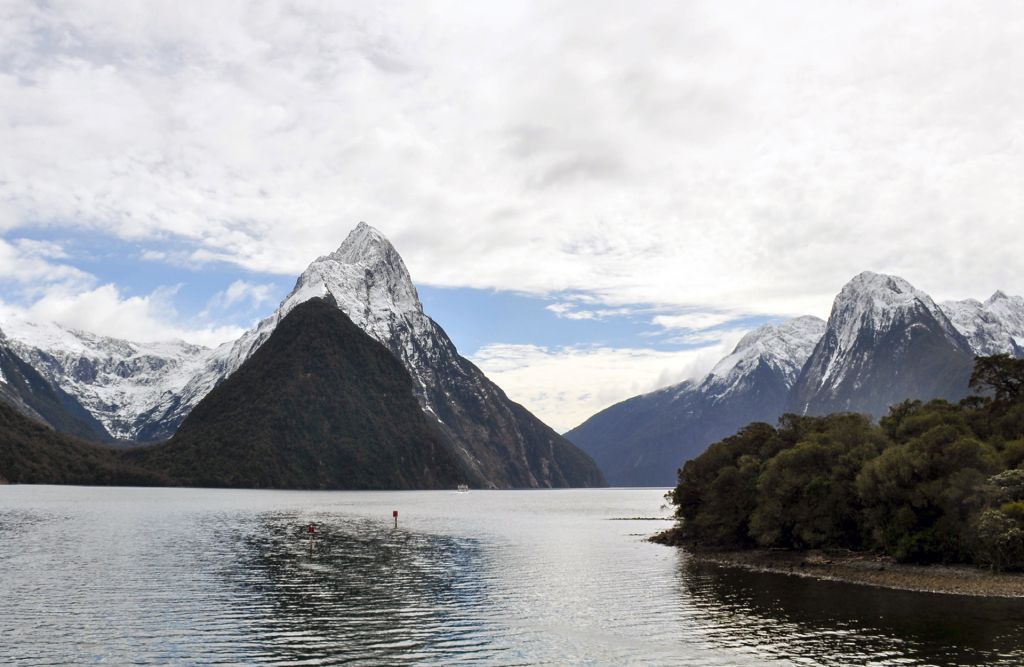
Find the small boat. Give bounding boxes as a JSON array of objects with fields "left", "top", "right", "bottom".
[{"left": 456, "top": 484, "right": 470, "bottom": 493}]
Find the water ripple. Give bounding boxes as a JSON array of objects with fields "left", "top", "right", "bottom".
[{"left": 2, "top": 487, "right": 1024, "bottom": 665}]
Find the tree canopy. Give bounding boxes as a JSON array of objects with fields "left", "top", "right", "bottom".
[{"left": 665, "top": 354, "right": 1024, "bottom": 570}]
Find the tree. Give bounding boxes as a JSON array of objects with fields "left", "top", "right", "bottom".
[{"left": 969, "top": 354, "right": 1024, "bottom": 405}]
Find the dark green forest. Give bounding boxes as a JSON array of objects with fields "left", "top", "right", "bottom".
[
  {"left": 663, "top": 354, "right": 1024, "bottom": 570},
  {"left": 0, "top": 402, "right": 168, "bottom": 486}
]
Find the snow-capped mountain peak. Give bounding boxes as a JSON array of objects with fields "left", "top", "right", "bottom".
[
  {"left": 941, "top": 289, "right": 1024, "bottom": 356},
  {"left": 0, "top": 313, "right": 212, "bottom": 440},
  {"left": 325, "top": 221, "right": 406, "bottom": 268},
  {"left": 140, "top": 222, "right": 432, "bottom": 441},
  {"left": 284, "top": 222, "right": 423, "bottom": 335},
  {"left": 833, "top": 271, "right": 953, "bottom": 331},
  {"left": 987, "top": 290, "right": 1009, "bottom": 305},
  {"left": 705, "top": 315, "right": 825, "bottom": 399},
  {"left": 823, "top": 271, "right": 966, "bottom": 379},
  {"left": 791, "top": 271, "right": 976, "bottom": 420}
]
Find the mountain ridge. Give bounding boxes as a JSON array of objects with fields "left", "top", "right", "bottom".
[
  {"left": 566, "top": 315, "right": 825, "bottom": 486},
  {"left": 789, "top": 271, "right": 976, "bottom": 419},
  {"left": 126, "top": 298, "right": 472, "bottom": 490},
  {"left": 569, "top": 272, "right": 1024, "bottom": 486}
]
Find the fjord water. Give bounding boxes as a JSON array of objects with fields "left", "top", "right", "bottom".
[{"left": 2, "top": 487, "right": 1023, "bottom": 665}]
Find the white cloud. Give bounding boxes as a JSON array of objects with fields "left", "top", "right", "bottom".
[
  {"left": 2, "top": 1, "right": 1023, "bottom": 430},
  {"left": 201, "top": 279, "right": 277, "bottom": 318},
  {"left": 546, "top": 302, "right": 637, "bottom": 321},
  {"left": 663, "top": 327, "right": 754, "bottom": 346},
  {"left": 0, "top": 236, "right": 243, "bottom": 346},
  {"left": 651, "top": 311, "right": 742, "bottom": 331},
  {"left": 0, "top": 238, "right": 93, "bottom": 293},
  {"left": 471, "top": 335, "right": 743, "bottom": 432},
  {"left": 0, "top": 0, "right": 1020, "bottom": 322},
  {"left": 10, "top": 284, "right": 244, "bottom": 347}
]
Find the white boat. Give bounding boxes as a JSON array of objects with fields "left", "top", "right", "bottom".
[{"left": 456, "top": 484, "right": 469, "bottom": 493}]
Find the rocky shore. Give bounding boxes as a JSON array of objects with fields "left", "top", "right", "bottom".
[{"left": 679, "top": 547, "right": 1024, "bottom": 598}]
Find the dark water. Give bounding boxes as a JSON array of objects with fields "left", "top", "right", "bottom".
[{"left": 1, "top": 487, "right": 1023, "bottom": 665}]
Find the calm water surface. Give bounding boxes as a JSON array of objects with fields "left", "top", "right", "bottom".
[{"left": 2, "top": 486, "right": 1023, "bottom": 665}]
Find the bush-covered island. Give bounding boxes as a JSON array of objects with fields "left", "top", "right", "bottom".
[{"left": 657, "top": 354, "right": 1024, "bottom": 575}]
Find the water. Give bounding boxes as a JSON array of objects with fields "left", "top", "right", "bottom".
[{"left": 1, "top": 486, "right": 1023, "bottom": 665}]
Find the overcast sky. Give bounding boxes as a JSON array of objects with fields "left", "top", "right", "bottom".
[{"left": 1, "top": 1, "right": 1022, "bottom": 430}]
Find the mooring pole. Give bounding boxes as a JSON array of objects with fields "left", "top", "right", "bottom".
[{"left": 392, "top": 510, "right": 398, "bottom": 528}]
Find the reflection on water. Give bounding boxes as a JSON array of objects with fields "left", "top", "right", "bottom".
[
  {"left": 678, "top": 558, "right": 1024, "bottom": 666},
  {"left": 1, "top": 486, "right": 1024, "bottom": 665},
  {"left": 232, "top": 515, "right": 498, "bottom": 664}
]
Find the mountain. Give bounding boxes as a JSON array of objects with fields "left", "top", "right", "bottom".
[
  {"left": 126, "top": 298, "right": 471, "bottom": 489},
  {"left": 940, "top": 291, "right": 1024, "bottom": 357},
  {"left": 789, "top": 271, "right": 976, "bottom": 419},
  {"left": 0, "top": 327, "right": 112, "bottom": 442},
  {"left": 0, "top": 401, "right": 166, "bottom": 485},
  {"left": 141, "top": 223, "right": 604, "bottom": 488},
  {"left": 569, "top": 273, "right": 1022, "bottom": 486},
  {"left": 0, "top": 223, "right": 603, "bottom": 488},
  {"left": 566, "top": 316, "right": 825, "bottom": 487},
  {"left": 1, "top": 316, "right": 211, "bottom": 442}
]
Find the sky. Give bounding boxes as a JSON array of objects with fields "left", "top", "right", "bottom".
[{"left": 1, "top": 1, "right": 1022, "bottom": 431}]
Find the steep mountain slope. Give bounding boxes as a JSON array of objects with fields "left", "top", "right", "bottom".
[
  {"left": 0, "top": 401, "right": 165, "bottom": 485},
  {"left": 790, "top": 272, "right": 975, "bottom": 419},
  {"left": 1, "top": 316, "right": 211, "bottom": 442},
  {"left": 567, "top": 316, "right": 825, "bottom": 487},
  {"left": 127, "top": 298, "right": 472, "bottom": 490},
  {"left": 940, "top": 291, "right": 1024, "bottom": 357},
  {"left": 0, "top": 327, "right": 112, "bottom": 442},
  {"left": 144, "top": 222, "right": 604, "bottom": 488}
]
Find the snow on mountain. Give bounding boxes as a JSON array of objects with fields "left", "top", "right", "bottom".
[
  {"left": 567, "top": 315, "right": 825, "bottom": 486},
  {"left": 790, "top": 271, "right": 975, "bottom": 419},
  {"left": 816, "top": 272, "right": 966, "bottom": 388},
  {"left": 0, "top": 327, "right": 6, "bottom": 385},
  {"left": 139, "top": 222, "right": 604, "bottom": 487},
  {"left": 941, "top": 291, "right": 1024, "bottom": 356},
  {"left": 0, "top": 315, "right": 211, "bottom": 441},
  {"left": 146, "top": 222, "right": 443, "bottom": 438},
  {"left": 703, "top": 315, "right": 826, "bottom": 400}
]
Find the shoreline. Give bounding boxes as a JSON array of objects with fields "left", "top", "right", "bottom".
[{"left": 680, "top": 547, "right": 1024, "bottom": 598}]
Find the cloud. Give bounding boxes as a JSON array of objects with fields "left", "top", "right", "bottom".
[
  {"left": 545, "top": 302, "right": 637, "bottom": 321},
  {"left": 201, "top": 279, "right": 277, "bottom": 318},
  {"left": 0, "top": 235, "right": 244, "bottom": 346},
  {"left": 651, "top": 311, "right": 743, "bottom": 331},
  {"left": 4, "top": 284, "right": 244, "bottom": 347},
  {"left": 471, "top": 335, "right": 743, "bottom": 432},
  {"left": 0, "top": 238, "right": 94, "bottom": 297},
  {"left": 0, "top": 0, "right": 1020, "bottom": 323},
  {"left": 663, "top": 327, "right": 753, "bottom": 346},
  {"left": 222, "top": 280, "right": 274, "bottom": 308}
]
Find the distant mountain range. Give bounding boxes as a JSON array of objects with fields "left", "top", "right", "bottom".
[
  {"left": 567, "top": 271, "right": 1024, "bottom": 487},
  {"left": 0, "top": 223, "right": 604, "bottom": 489},
  {"left": 5, "top": 229, "right": 1023, "bottom": 491}
]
